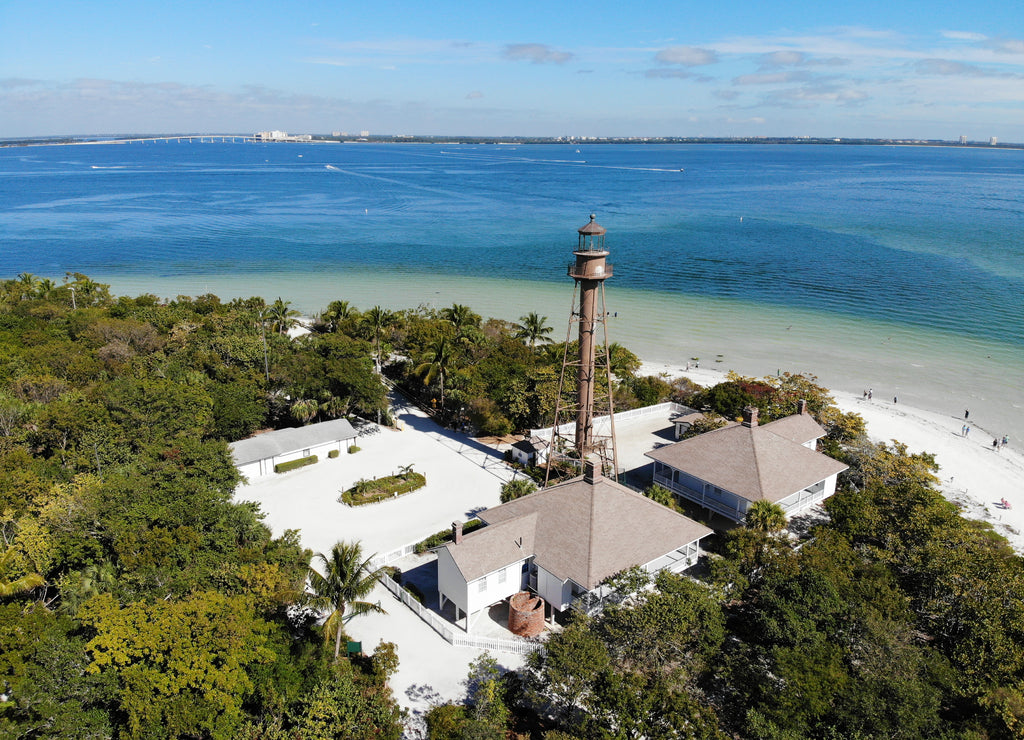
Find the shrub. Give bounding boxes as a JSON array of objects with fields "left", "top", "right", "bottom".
[
  {"left": 403, "top": 582, "right": 425, "bottom": 603},
  {"left": 348, "top": 445, "right": 361, "bottom": 454},
  {"left": 328, "top": 449, "right": 340, "bottom": 459},
  {"left": 500, "top": 478, "right": 537, "bottom": 503},
  {"left": 274, "top": 455, "right": 318, "bottom": 474},
  {"left": 414, "top": 519, "right": 484, "bottom": 553}
]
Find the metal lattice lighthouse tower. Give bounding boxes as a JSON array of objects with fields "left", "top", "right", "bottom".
[{"left": 546, "top": 214, "right": 619, "bottom": 484}]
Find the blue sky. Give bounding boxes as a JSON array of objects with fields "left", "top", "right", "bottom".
[{"left": 2, "top": 0, "right": 1023, "bottom": 140}]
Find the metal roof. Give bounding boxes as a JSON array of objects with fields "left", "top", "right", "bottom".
[{"left": 230, "top": 418, "right": 357, "bottom": 465}]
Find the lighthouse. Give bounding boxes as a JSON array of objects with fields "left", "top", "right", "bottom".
[{"left": 546, "top": 214, "right": 619, "bottom": 483}]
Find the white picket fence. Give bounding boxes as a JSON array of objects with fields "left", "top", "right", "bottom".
[{"left": 378, "top": 575, "right": 539, "bottom": 656}]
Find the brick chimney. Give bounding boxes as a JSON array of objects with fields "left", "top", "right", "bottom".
[
  {"left": 452, "top": 521, "right": 463, "bottom": 545},
  {"left": 583, "top": 459, "right": 602, "bottom": 484},
  {"left": 742, "top": 406, "right": 759, "bottom": 428},
  {"left": 797, "top": 399, "right": 808, "bottom": 415}
]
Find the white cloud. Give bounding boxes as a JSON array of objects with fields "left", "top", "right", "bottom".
[
  {"left": 644, "top": 68, "right": 693, "bottom": 79},
  {"left": 503, "top": 43, "right": 573, "bottom": 64},
  {"left": 985, "top": 38, "right": 1024, "bottom": 54},
  {"left": 465, "top": 90, "right": 483, "bottom": 99},
  {"left": 941, "top": 30, "right": 987, "bottom": 41},
  {"left": 734, "top": 71, "right": 811, "bottom": 85},
  {"left": 654, "top": 46, "right": 718, "bottom": 66},
  {"left": 761, "top": 50, "right": 806, "bottom": 67}
]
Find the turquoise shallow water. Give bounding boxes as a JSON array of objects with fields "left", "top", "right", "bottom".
[{"left": 2, "top": 141, "right": 1022, "bottom": 444}]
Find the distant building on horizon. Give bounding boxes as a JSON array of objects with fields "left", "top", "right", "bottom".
[
  {"left": 991, "top": 137, "right": 999, "bottom": 146},
  {"left": 960, "top": 135, "right": 968, "bottom": 145}
]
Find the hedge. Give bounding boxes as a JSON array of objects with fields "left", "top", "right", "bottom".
[
  {"left": 415, "top": 518, "right": 484, "bottom": 553},
  {"left": 274, "top": 455, "right": 318, "bottom": 474},
  {"left": 348, "top": 445, "right": 361, "bottom": 454},
  {"left": 328, "top": 449, "right": 340, "bottom": 459}
]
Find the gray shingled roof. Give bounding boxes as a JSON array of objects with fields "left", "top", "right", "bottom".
[
  {"left": 445, "top": 514, "right": 538, "bottom": 582},
  {"left": 645, "top": 413, "right": 847, "bottom": 504},
  {"left": 445, "top": 473, "right": 712, "bottom": 590},
  {"left": 230, "top": 418, "right": 357, "bottom": 465}
]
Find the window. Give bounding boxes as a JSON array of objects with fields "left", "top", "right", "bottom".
[
  {"left": 498, "top": 568, "right": 507, "bottom": 584},
  {"left": 477, "top": 577, "right": 487, "bottom": 593},
  {"left": 302, "top": 449, "right": 311, "bottom": 457}
]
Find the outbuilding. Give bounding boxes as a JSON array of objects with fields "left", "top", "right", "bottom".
[{"left": 230, "top": 418, "right": 358, "bottom": 478}]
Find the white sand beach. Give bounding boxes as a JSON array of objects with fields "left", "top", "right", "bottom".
[{"left": 235, "top": 363, "right": 1023, "bottom": 730}]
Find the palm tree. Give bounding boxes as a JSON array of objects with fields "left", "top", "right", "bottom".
[
  {"left": 290, "top": 398, "right": 320, "bottom": 424},
  {"left": 16, "top": 273, "right": 38, "bottom": 301},
  {"left": 306, "top": 541, "right": 388, "bottom": 661},
  {"left": 746, "top": 500, "right": 788, "bottom": 533},
  {"left": 320, "top": 300, "right": 356, "bottom": 332},
  {"left": 0, "top": 547, "right": 44, "bottom": 599},
  {"left": 267, "top": 297, "right": 301, "bottom": 336},
  {"left": 363, "top": 306, "right": 392, "bottom": 372},
  {"left": 35, "top": 277, "right": 56, "bottom": 298},
  {"left": 515, "top": 312, "right": 553, "bottom": 349},
  {"left": 414, "top": 335, "right": 455, "bottom": 410},
  {"left": 441, "top": 303, "right": 479, "bottom": 336}
]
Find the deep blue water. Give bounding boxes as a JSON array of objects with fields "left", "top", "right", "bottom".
[{"left": 1, "top": 141, "right": 1022, "bottom": 346}]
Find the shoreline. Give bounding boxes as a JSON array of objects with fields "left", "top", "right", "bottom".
[
  {"left": 640, "top": 360, "right": 1024, "bottom": 552},
  {"left": 88, "top": 269, "right": 1024, "bottom": 448}
]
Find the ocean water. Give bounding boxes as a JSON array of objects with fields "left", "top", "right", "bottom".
[{"left": 1, "top": 141, "right": 1022, "bottom": 445}]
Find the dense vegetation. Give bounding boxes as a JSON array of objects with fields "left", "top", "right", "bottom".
[
  {"left": 4, "top": 273, "right": 1022, "bottom": 738},
  {"left": 0, "top": 275, "right": 404, "bottom": 739}
]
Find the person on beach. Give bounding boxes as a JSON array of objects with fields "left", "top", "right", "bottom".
[
  {"left": 966, "top": 426, "right": 971, "bottom": 437},
  {"left": 894, "top": 396, "right": 898, "bottom": 404},
  {"left": 1003, "top": 435, "right": 1009, "bottom": 447},
  {"left": 965, "top": 409, "right": 970, "bottom": 420},
  {"left": 962, "top": 424, "right": 967, "bottom": 437},
  {"left": 868, "top": 389, "right": 873, "bottom": 400},
  {"left": 993, "top": 439, "right": 1000, "bottom": 452}
]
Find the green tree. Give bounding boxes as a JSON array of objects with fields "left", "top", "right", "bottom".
[
  {"left": 79, "top": 591, "right": 274, "bottom": 739},
  {"left": 442, "top": 303, "right": 480, "bottom": 336},
  {"left": 362, "top": 306, "right": 392, "bottom": 372},
  {"left": 0, "top": 546, "right": 45, "bottom": 599},
  {"left": 500, "top": 477, "right": 537, "bottom": 503},
  {"left": 306, "top": 541, "right": 387, "bottom": 661},
  {"left": 525, "top": 619, "right": 610, "bottom": 723},
  {"left": 290, "top": 398, "right": 320, "bottom": 424},
  {"left": 266, "top": 297, "right": 300, "bottom": 336},
  {"left": 514, "top": 312, "right": 553, "bottom": 349},
  {"left": 319, "top": 299, "right": 357, "bottom": 332},
  {"left": 414, "top": 335, "right": 455, "bottom": 410},
  {"left": 746, "top": 500, "right": 788, "bottom": 533},
  {"left": 642, "top": 483, "right": 675, "bottom": 508},
  {"left": 288, "top": 667, "right": 402, "bottom": 740}
]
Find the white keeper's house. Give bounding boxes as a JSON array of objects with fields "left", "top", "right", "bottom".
[
  {"left": 230, "top": 418, "right": 357, "bottom": 478},
  {"left": 645, "top": 403, "right": 848, "bottom": 523},
  {"left": 436, "top": 462, "right": 712, "bottom": 632}
]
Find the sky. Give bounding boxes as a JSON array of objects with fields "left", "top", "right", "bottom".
[{"left": 2, "top": 0, "right": 1023, "bottom": 141}]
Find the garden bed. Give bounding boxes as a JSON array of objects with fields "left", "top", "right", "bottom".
[{"left": 339, "top": 470, "right": 426, "bottom": 506}]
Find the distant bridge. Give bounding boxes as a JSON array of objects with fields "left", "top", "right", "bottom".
[{"left": 99, "top": 136, "right": 255, "bottom": 144}]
